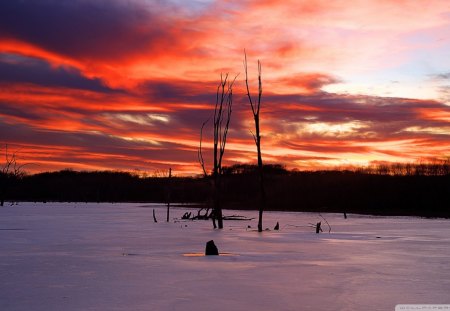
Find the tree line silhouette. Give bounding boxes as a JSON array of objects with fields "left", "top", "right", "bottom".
[{"left": 1, "top": 161, "right": 449, "bottom": 218}]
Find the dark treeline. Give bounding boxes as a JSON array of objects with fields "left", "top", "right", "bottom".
[
  {"left": 2, "top": 161, "right": 450, "bottom": 218},
  {"left": 2, "top": 169, "right": 208, "bottom": 204},
  {"left": 228, "top": 165, "right": 450, "bottom": 217}
]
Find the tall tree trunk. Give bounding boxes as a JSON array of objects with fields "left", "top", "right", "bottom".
[
  {"left": 166, "top": 168, "right": 171, "bottom": 222},
  {"left": 214, "top": 129, "right": 222, "bottom": 229},
  {"left": 213, "top": 175, "right": 223, "bottom": 229},
  {"left": 255, "top": 116, "right": 265, "bottom": 232}
]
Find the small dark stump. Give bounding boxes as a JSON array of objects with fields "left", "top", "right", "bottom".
[
  {"left": 316, "top": 221, "right": 323, "bottom": 234},
  {"left": 274, "top": 222, "right": 279, "bottom": 230},
  {"left": 205, "top": 240, "right": 219, "bottom": 256}
]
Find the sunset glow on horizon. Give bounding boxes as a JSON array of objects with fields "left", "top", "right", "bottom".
[{"left": 1, "top": 0, "right": 449, "bottom": 175}]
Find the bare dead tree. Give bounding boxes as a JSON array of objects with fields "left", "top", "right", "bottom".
[
  {"left": 213, "top": 73, "right": 237, "bottom": 229},
  {"left": 198, "top": 73, "right": 237, "bottom": 229},
  {"left": 1, "top": 144, "right": 28, "bottom": 206},
  {"left": 244, "top": 51, "right": 266, "bottom": 232}
]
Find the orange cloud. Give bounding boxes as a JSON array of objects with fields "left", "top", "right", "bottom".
[
  {"left": 417, "top": 108, "right": 450, "bottom": 122},
  {"left": 1, "top": 0, "right": 449, "bottom": 175}
]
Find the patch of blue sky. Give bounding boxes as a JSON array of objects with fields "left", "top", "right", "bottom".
[{"left": 163, "top": 0, "right": 215, "bottom": 15}]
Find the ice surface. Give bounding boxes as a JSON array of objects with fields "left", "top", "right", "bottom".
[{"left": 1, "top": 203, "right": 449, "bottom": 310}]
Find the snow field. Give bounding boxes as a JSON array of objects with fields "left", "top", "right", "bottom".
[{"left": 1, "top": 203, "right": 449, "bottom": 310}]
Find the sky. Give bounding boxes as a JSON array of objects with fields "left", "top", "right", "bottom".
[{"left": 0, "top": 0, "right": 449, "bottom": 176}]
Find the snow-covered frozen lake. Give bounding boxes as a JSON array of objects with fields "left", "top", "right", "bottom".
[{"left": 1, "top": 202, "right": 449, "bottom": 311}]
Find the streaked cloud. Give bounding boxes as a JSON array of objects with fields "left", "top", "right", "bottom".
[{"left": 0, "top": 0, "right": 449, "bottom": 175}]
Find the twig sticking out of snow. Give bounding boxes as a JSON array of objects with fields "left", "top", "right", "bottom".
[{"left": 319, "top": 214, "right": 331, "bottom": 233}]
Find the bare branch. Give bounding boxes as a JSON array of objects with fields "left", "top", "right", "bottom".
[
  {"left": 198, "top": 118, "right": 210, "bottom": 177},
  {"left": 257, "top": 60, "right": 262, "bottom": 115},
  {"left": 244, "top": 50, "right": 256, "bottom": 116},
  {"left": 217, "top": 74, "right": 238, "bottom": 172},
  {"left": 2, "top": 144, "right": 32, "bottom": 178},
  {"left": 249, "top": 130, "right": 257, "bottom": 145},
  {"left": 319, "top": 214, "right": 332, "bottom": 233},
  {"left": 2, "top": 144, "right": 13, "bottom": 174}
]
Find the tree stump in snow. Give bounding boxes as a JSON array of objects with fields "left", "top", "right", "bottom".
[
  {"left": 274, "top": 222, "right": 279, "bottom": 230},
  {"left": 316, "top": 221, "right": 322, "bottom": 234},
  {"left": 205, "top": 240, "right": 219, "bottom": 256}
]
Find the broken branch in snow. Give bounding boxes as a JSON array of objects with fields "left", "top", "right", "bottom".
[
  {"left": 319, "top": 214, "right": 331, "bottom": 233},
  {"left": 222, "top": 215, "right": 254, "bottom": 221},
  {"left": 181, "top": 212, "right": 192, "bottom": 220},
  {"left": 153, "top": 209, "right": 157, "bottom": 223},
  {"left": 192, "top": 207, "right": 213, "bottom": 220}
]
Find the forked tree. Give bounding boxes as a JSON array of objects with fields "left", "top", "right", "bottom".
[
  {"left": 198, "top": 73, "right": 237, "bottom": 229},
  {"left": 244, "top": 52, "right": 266, "bottom": 232}
]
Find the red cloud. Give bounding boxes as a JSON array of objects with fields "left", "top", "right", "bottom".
[{"left": 1, "top": 0, "right": 449, "bottom": 174}]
